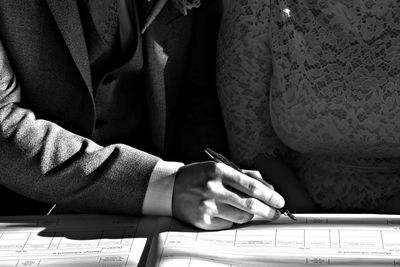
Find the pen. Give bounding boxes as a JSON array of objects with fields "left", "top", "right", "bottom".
[{"left": 204, "top": 148, "right": 297, "bottom": 221}]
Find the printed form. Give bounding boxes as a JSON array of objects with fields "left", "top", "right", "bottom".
[
  {"left": 0, "top": 214, "right": 147, "bottom": 266},
  {"left": 152, "top": 214, "right": 400, "bottom": 267}
]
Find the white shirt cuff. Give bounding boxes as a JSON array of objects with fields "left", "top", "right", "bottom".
[{"left": 142, "top": 160, "right": 184, "bottom": 216}]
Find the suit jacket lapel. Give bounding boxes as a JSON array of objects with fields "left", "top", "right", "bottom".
[
  {"left": 141, "top": 0, "right": 182, "bottom": 25},
  {"left": 46, "top": 0, "right": 93, "bottom": 94},
  {"left": 45, "top": 0, "right": 190, "bottom": 154},
  {"left": 141, "top": 1, "right": 193, "bottom": 154}
]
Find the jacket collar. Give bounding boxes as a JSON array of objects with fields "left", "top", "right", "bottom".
[
  {"left": 45, "top": 0, "right": 93, "bottom": 94},
  {"left": 45, "top": 0, "right": 181, "bottom": 96}
]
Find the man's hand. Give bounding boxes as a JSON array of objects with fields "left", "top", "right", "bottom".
[{"left": 172, "top": 162, "right": 285, "bottom": 230}]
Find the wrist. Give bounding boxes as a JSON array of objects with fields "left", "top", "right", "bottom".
[{"left": 142, "top": 160, "right": 184, "bottom": 216}]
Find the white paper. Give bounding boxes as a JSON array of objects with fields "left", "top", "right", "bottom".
[
  {"left": 0, "top": 214, "right": 147, "bottom": 266},
  {"left": 154, "top": 214, "right": 400, "bottom": 267}
]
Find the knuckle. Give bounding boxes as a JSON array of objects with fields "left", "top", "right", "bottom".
[
  {"left": 205, "top": 180, "right": 219, "bottom": 194},
  {"left": 199, "top": 200, "right": 217, "bottom": 214},
  {"left": 245, "top": 198, "right": 257, "bottom": 211},
  {"left": 204, "top": 162, "right": 222, "bottom": 179},
  {"left": 195, "top": 206, "right": 213, "bottom": 228},
  {"left": 199, "top": 200, "right": 209, "bottom": 212},
  {"left": 246, "top": 181, "right": 259, "bottom": 195}
]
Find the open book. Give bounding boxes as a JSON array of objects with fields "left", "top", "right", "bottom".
[
  {"left": 0, "top": 214, "right": 156, "bottom": 266},
  {"left": 1, "top": 214, "right": 400, "bottom": 266},
  {"left": 147, "top": 214, "right": 400, "bottom": 267}
]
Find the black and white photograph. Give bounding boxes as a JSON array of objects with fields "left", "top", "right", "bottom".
[{"left": 0, "top": 0, "right": 399, "bottom": 266}]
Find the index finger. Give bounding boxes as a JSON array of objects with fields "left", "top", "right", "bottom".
[{"left": 218, "top": 163, "right": 285, "bottom": 209}]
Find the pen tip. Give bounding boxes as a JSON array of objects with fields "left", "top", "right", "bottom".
[
  {"left": 287, "top": 211, "right": 297, "bottom": 221},
  {"left": 281, "top": 209, "right": 297, "bottom": 221}
]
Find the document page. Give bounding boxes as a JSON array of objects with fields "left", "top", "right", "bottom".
[
  {"left": 0, "top": 214, "right": 148, "bottom": 266},
  {"left": 151, "top": 214, "right": 400, "bottom": 267}
]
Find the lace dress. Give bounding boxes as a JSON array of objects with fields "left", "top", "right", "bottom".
[{"left": 217, "top": 0, "right": 400, "bottom": 212}]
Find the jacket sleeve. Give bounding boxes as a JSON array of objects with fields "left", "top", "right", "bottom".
[{"left": 0, "top": 39, "right": 160, "bottom": 215}]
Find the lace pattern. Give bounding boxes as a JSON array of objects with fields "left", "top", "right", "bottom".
[
  {"left": 218, "top": 0, "right": 400, "bottom": 211},
  {"left": 217, "top": 0, "right": 287, "bottom": 164}
]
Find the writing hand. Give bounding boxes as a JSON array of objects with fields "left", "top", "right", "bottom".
[{"left": 172, "top": 162, "right": 285, "bottom": 230}]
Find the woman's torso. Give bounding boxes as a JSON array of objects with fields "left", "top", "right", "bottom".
[{"left": 268, "top": 0, "right": 400, "bottom": 211}]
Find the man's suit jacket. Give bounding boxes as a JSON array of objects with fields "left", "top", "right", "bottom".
[{"left": 0, "top": 0, "right": 225, "bottom": 215}]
